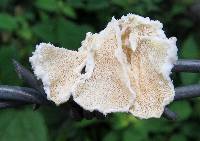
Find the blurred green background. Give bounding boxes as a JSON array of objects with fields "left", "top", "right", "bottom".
[{"left": 0, "top": 0, "right": 200, "bottom": 141}]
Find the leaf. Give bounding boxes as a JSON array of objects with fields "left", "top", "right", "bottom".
[
  {"left": 110, "top": 113, "right": 136, "bottom": 130},
  {"left": 56, "top": 18, "right": 94, "bottom": 50},
  {"left": 171, "top": 4, "right": 186, "bottom": 16},
  {"left": 180, "top": 35, "right": 200, "bottom": 85},
  {"left": 86, "top": 0, "right": 109, "bottom": 11},
  {"left": 182, "top": 123, "right": 200, "bottom": 137},
  {"left": 35, "top": 0, "right": 58, "bottom": 12},
  {"left": 0, "top": 46, "right": 20, "bottom": 85},
  {"left": 67, "top": 0, "right": 84, "bottom": 8},
  {"left": 17, "top": 26, "right": 32, "bottom": 41},
  {"left": 15, "top": 16, "right": 33, "bottom": 41},
  {"left": 60, "top": 3, "right": 76, "bottom": 18},
  {"left": 180, "top": 72, "right": 200, "bottom": 85},
  {"left": 122, "top": 126, "right": 148, "bottom": 141},
  {"left": 138, "top": 119, "right": 174, "bottom": 133},
  {"left": 32, "top": 20, "right": 56, "bottom": 42},
  {"left": 0, "top": 13, "right": 17, "bottom": 31},
  {"left": 0, "top": 109, "right": 48, "bottom": 141},
  {"left": 169, "top": 101, "right": 192, "bottom": 121},
  {"left": 170, "top": 134, "right": 187, "bottom": 141},
  {"left": 111, "top": 0, "right": 129, "bottom": 7},
  {"left": 75, "top": 119, "right": 98, "bottom": 128},
  {"left": 181, "top": 35, "right": 200, "bottom": 59},
  {"left": 103, "top": 132, "right": 119, "bottom": 141}
]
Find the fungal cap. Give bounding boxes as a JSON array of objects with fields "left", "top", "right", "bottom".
[
  {"left": 72, "top": 19, "right": 135, "bottom": 114},
  {"left": 29, "top": 13, "right": 178, "bottom": 119},
  {"left": 29, "top": 43, "right": 87, "bottom": 105},
  {"left": 119, "top": 15, "right": 177, "bottom": 118}
]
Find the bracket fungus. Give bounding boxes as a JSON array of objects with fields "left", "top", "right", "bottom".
[
  {"left": 29, "top": 43, "right": 88, "bottom": 104},
  {"left": 30, "top": 14, "right": 178, "bottom": 119}
]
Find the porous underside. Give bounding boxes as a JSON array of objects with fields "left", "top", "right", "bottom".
[
  {"left": 29, "top": 43, "right": 87, "bottom": 105},
  {"left": 30, "top": 13, "right": 178, "bottom": 119}
]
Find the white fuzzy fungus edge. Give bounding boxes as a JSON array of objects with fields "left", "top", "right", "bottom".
[
  {"left": 72, "top": 19, "right": 135, "bottom": 114},
  {"left": 116, "top": 13, "right": 178, "bottom": 118},
  {"left": 29, "top": 13, "right": 178, "bottom": 119},
  {"left": 29, "top": 43, "right": 52, "bottom": 101},
  {"left": 29, "top": 43, "right": 88, "bottom": 105},
  {"left": 160, "top": 37, "right": 178, "bottom": 107}
]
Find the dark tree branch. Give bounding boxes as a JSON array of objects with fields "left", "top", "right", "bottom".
[
  {"left": 0, "top": 84, "right": 200, "bottom": 120},
  {"left": 0, "top": 85, "right": 50, "bottom": 105},
  {"left": 13, "top": 60, "right": 51, "bottom": 109},
  {"left": 162, "top": 84, "right": 200, "bottom": 120},
  {"left": 174, "top": 84, "right": 200, "bottom": 101},
  {"left": 0, "top": 59, "right": 200, "bottom": 120},
  {"left": 13, "top": 60, "right": 46, "bottom": 95},
  {"left": 162, "top": 108, "right": 177, "bottom": 121},
  {"left": 173, "top": 59, "right": 200, "bottom": 73}
]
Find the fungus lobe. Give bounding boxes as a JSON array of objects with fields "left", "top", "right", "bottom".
[{"left": 30, "top": 14, "right": 178, "bottom": 119}]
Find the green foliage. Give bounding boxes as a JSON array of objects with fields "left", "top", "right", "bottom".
[
  {"left": 0, "top": 46, "right": 21, "bottom": 85},
  {"left": 0, "top": 109, "right": 48, "bottom": 141},
  {"left": 180, "top": 35, "right": 200, "bottom": 85},
  {"left": 0, "top": 0, "right": 200, "bottom": 141},
  {"left": 55, "top": 18, "right": 93, "bottom": 50},
  {"left": 103, "top": 132, "right": 119, "bottom": 141},
  {"left": 170, "top": 134, "right": 187, "bottom": 141},
  {"left": 181, "top": 35, "right": 199, "bottom": 59},
  {"left": 180, "top": 72, "right": 199, "bottom": 85},
  {"left": 170, "top": 101, "right": 192, "bottom": 121},
  {"left": 35, "top": 0, "right": 58, "bottom": 12},
  {"left": 0, "top": 13, "right": 17, "bottom": 31}
]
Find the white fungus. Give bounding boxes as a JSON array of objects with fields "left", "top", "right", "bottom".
[
  {"left": 29, "top": 43, "right": 87, "bottom": 105},
  {"left": 72, "top": 18, "right": 135, "bottom": 114},
  {"left": 117, "top": 14, "right": 177, "bottom": 118},
  {"left": 29, "top": 13, "right": 178, "bottom": 119}
]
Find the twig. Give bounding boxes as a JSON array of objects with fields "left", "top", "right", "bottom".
[
  {"left": 162, "top": 108, "right": 177, "bottom": 121},
  {"left": 0, "top": 85, "right": 50, "bottom": 104},
  {"left": 0, "top": 59, "right": 200, "bottom": 120},
  {"left": 163, "top": 84, "right": 200, "bottom": 120},
  {"left": 173, "top": 59, "right": 200, "bottom": 73},
  {"left": 174, "top": 84, "right": 200, "bottom": 101},
  {"left": 13, "top": 60, "right": 46, "bottom": 95}
]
